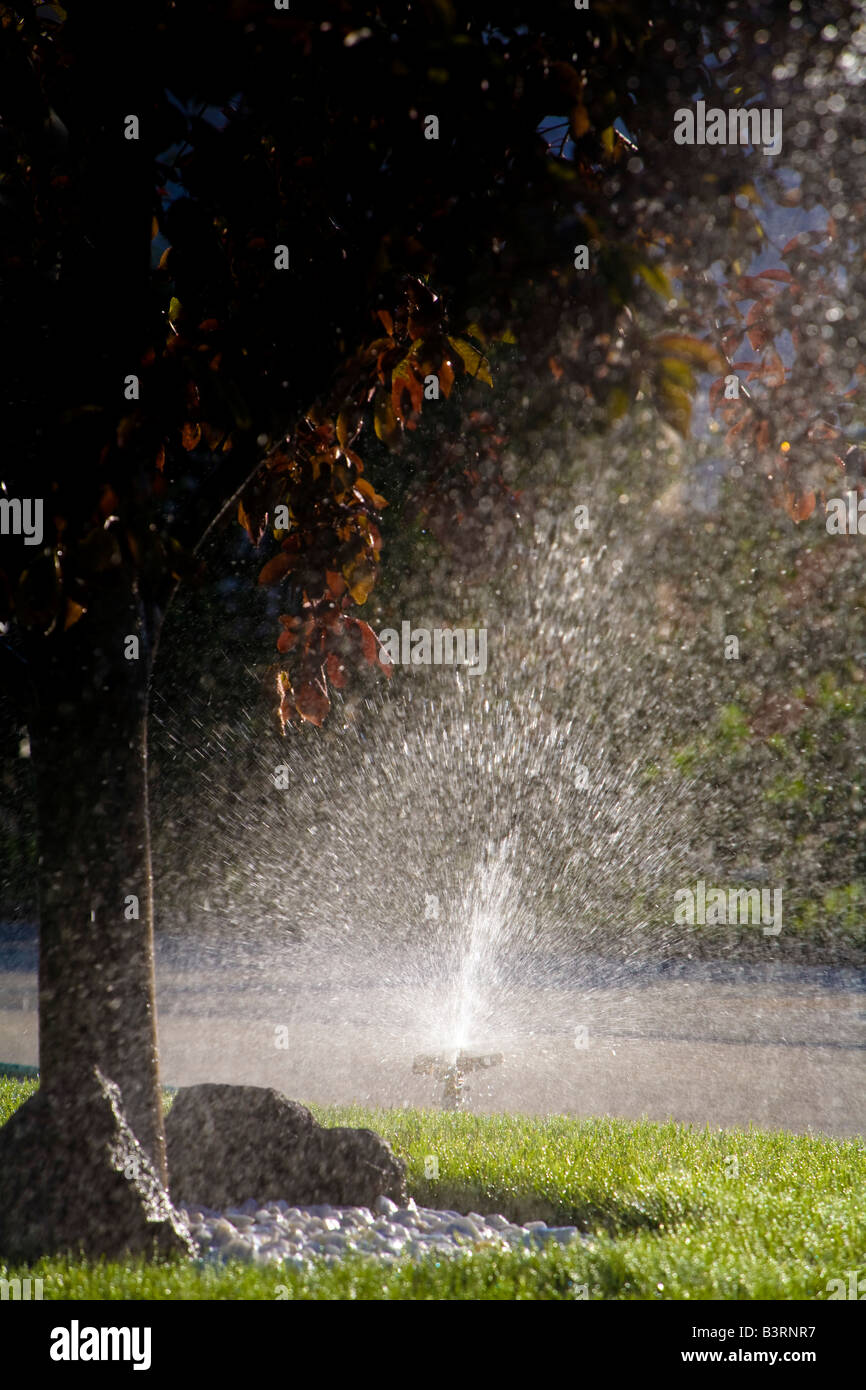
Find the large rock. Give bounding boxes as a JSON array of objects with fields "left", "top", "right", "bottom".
[
  {"left": 165, "top": 1084, "right": 407, "bottom": 1209},
  {"left": 0, "top": 1067, "right": 197, "bottom": 1263}
]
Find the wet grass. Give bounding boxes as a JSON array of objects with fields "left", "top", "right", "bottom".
[{"left": 1, "top": 1081, "right": 863, "bottom": 1300}]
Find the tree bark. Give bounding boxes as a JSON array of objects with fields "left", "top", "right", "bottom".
[{"left": 29, "top": 568, "right": 165, "bottom": 1180}]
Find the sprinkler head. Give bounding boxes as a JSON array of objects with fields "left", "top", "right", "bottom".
[{"left": 413, "top": 1049, "right": 504, "bottom": 1110}]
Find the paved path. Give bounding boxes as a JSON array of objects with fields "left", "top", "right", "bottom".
[{"left": 1, "top": 965, "right": 862, "bottom": 1137}]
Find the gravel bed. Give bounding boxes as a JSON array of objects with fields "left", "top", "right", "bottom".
[{"left": 179, "top": 1194, "right": 586, "bottom": 1268}]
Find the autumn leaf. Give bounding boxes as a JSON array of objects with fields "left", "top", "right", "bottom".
[
  {"left": 276, "top": 671, "right": 295, "bottom": 735},
  {"left": 725, "top": 416, "right": 750, "bottom": 446},
  {"left": 719, "top": 326, "right": 744, "bottom": 357},
  {"left": 785, "top": 488, "right": 816, "bottom": 523},
  {"left": 606, "top": 386, "right": 630, "bottom": 422},
  {"left": 373, "top": 388, "right": 400, "bottom": 446},
  {"left": 658, "top": 356, "right": 696, "bottom": 393},
  {"left": 636, "top": 261, "right": 673, "bottom": 299},
  {"left": 746, "top": 301, "right": 772, "bottom": 352},
  {"left": 63, "top": 599, "right": 86, "bottom": 630},
  {"left": 447, "top": 336, "right": 493, "bottom": 387},
  {"left": 657, "top": 377, "right": 692, "bottom": 437},
  {"left": 325, "top": 651, "right": 348, "bottom": 689},
  {"left": 342, "top": 552, "right": 377, "bottom": 605},
  {"left": 351, "top": 618, "right": 392, "bottom": 674},
  {"left": 761, "top": 348, "right": 786, "bottom": 388},
  {"left": 336, "top": 403, "right": 363, "bottom": 449},
  {"left": 570, "top": 101, "right": 591, "bottom": 140},
  {"left": 181, "top": 421, "right": 201, "bottom": 451},
  {"left": 782, "top": 230, "right": 824, "bottom": 255},
  {"left": 258, "top": 553, "right": 294, "bottom": 586},
  {"left": 391, "top": 357, "right": 425, "bottom": 420},
  {"left": 325, "top": 569, "right": 347, "bottom": 597},
  {"left": 98, "top": 483, "right": 119, "bottom": 519},
  {"left": 353, "top": 477, "right": 388, "bottom": 510},
  {"left": 737, "top": 275, "right": 780, "bottom": 299},
  {"left": 754, "top": 268, "right": 793, "bottom": 284},
  {"left": 653, "top": 334, "right": 725, "bottom": 374},
  {"left": 239, "top": 496, "right": 268, "bottom": 545},
  {"left": 276, "top": 615, "right": 311, "bottom": 652},
  {"left": 438, "top": 358, "right": 456, "bottom": 399},
  {"left": 735, "top": 182, "right": 762, "bottom": 207},
  {"left": 296, "top": 679, "right": 330, "bottom": 726}
]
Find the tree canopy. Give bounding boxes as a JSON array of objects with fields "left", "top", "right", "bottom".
[{"left": 4, "top": 0, "right": 865, "bottom": 729}]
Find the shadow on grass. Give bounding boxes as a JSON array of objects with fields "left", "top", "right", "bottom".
[{"left": 411, "top": 1178, "right": 703, "bottom": 1236}]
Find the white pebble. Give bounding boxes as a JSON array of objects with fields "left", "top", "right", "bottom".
[
  {"left": 185, "top": 1198, "right": 586, "bottom": 1272},
  {"left": 445, "top": 1216, "right": 481, "bottom": 1238},
  {"left": 540, "top": 1226, "right": 580, "bottom": 1245},
  {"left": 373, "top": 1195, "right": 399, "bottom": 1216}
]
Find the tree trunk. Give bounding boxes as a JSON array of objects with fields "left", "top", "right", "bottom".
[{"left": 29, "top": 568, "right": 166, "bottom": 1180}]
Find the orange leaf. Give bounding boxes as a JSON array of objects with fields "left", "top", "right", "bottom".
[
  {"left": 570, "top": 101, "right": 591, "bottom": 140},
  {"left": 258, "top": 553, "right": 294, "bottom": 586},
  {"left": 755, "top": 419, "right": 771, "bottom": 451},
  {"left": 737, "top": 276, "right": 778, "bottom": 299},
  {"left": 276, "top": 615, "right": 311, "bottom": 652},
  {"left": 352, "top": 618, "right": 392, "bottom": 674},
  {"left": 392, "top": 359, "right": 424, "bottom": 421},
  {"left": 747, "top": 322, "right": 772, "bottom": 353},
  {"left": 785, "top": 488, "right": 816, "bottom": 523},
  {"left": 182, "top": 421, "right": 201, "bottom": 451},
  {"left": 64, "top": 599, "right": 86, "bottom": 630},
  {"left": 353, "top": 477, "right": 388, "bottom": 510},
  {"left": 336, "top": 404, "right": 362, "bottom": 450},
  {"left": 325, "top": 652, "right": 348, "bottom": 689},
  {"left": 296, "top": 680, "right": 330, "bottom": 726},
  {"left": 763, "top": 348, "right": 786, "bottom": 388},
  {"left": 725, "top": 416, "right": 749, "bottom": 445},
  {"left": 99, "top": 484, "right": 119, "bottom": 518},
  {"left": 238, "top": 498, "right": 257, "bottom": 543}
]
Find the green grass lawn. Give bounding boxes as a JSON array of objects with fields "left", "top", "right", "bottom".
[{"left": 1, "top": 1078, "right": 863, "bottom": 1300}]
